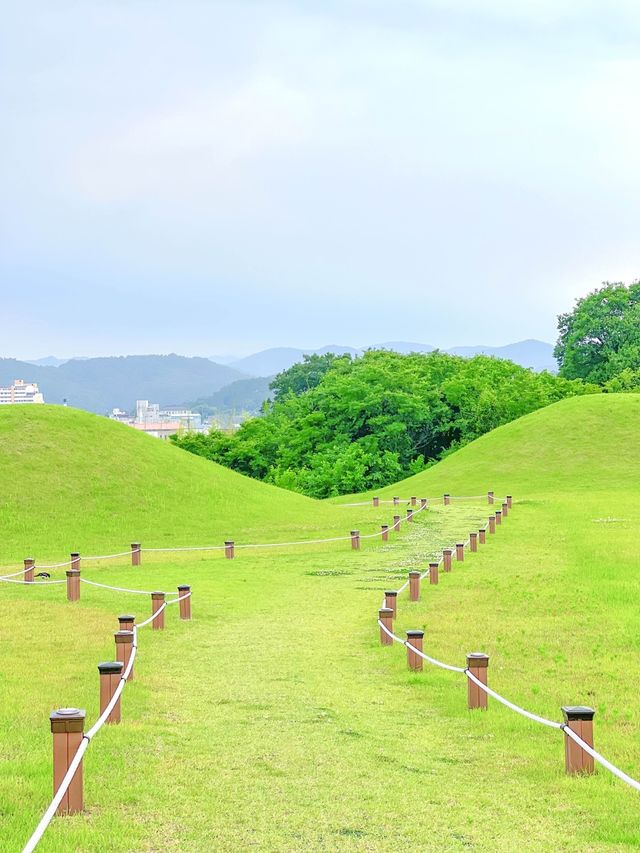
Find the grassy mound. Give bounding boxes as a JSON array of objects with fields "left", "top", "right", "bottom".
[
  {"left": 0, "top": 405, "right": 342, "bottom": 562},
  {"left": 341, "top": 393, "right": 640, "bottom": 500}
]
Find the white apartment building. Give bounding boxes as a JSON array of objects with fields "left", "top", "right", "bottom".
[{"left": 0, "top": 379, "right": 45, "bottom": 404}]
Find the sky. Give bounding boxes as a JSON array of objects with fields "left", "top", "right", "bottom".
[{"left": 2, "top": 0, "right": 640, "bottom": 359}]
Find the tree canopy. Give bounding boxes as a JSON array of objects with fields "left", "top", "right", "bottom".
[
  {"left": 172, "top": 350, "right": 597, "bottom": 498},
  {"left": 554, "top": 281, "right": 640, "bottom": 385}
]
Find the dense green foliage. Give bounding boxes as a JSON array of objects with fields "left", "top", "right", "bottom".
[
  {"left": 172, "top": 350, "right": 597, "bottom": 497},
  {"left": 555, "top": 281, "right": 640, "bottom": 386}
]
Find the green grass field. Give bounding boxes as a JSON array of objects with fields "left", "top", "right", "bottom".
[{"left": 1, "top": 396, "right": 640, "bottom": 851}]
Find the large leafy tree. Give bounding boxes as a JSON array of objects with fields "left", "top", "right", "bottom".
[
  {"left": 173, "top": 350, "right": 597, "bottom": 498},
  {"left": 555, "top": 281, "right": 640, "bottom": 384}
]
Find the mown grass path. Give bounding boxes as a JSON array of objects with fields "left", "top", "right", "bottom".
[{"left": 2, "top": 496, "right": 639, "bottom": 851}]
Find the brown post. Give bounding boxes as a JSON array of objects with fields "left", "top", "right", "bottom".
[
  {"left": 409, "top": 571, "right": 420, "bottom": 601},
  {"left": 410, "top": 496, "right": 417, "bottom": 506},
  {"left": 118, "top": 614, "right": 135, "bottom": 632},
  {"left": 378, "top": 607, "right": 394, "bottom": 645},
  {"left": 372, "top": 496, "right": 379, "bottom": 507},
  {"left": 24, "top": 557, "right": 35, "bottom": 583},
  {"left": 429, "top": 561, "right": 439, "bottom": 585},
  {"left": 225, "top": 540, "right": 235, "bottom": 559},
  {"left": 406, "top": 508, "right": 413, "bottom": 523},
  {"left": 479, "top": 527, "right": 486, "bottom": 545},
  {"left": 98, "top": 661, "right": 123, "bottom": 724},
  {"left": 381, "top": 524, "right": 389, "bottom": 542},
  {"left": 151, "top": 592, "right": 165, "bottom": 630},
  {"left": 443, "top": 549, "right": 452, "bottom": 572},
  {"left": 393, "top": 515, "right": 401, "bottom": 531},
  {"left": 466, "top": 653, "right": 489, "bottom": 710},
  {"left": 177, "top": 585, "right": 192, "bottom": 620},
  {"left": 488, "top": 515, "right": 496, "bottom": 534},
  {"left": 443, "top": 494, "right": 450, "bottom": 506},
  {"left": 406, "top": 630, "right": 424, "bottom": 671},
  {"left": 488, "top": 491, "right": 494, "bottom": 505},
  {"left": 420, "top": 498, "right": 427, "bottom": 509},
  {"left": 384, "top": 590, "right": 397, "bottom": 616},
  {"left": 501, "top": 500, "right": 508, "bottom": 518},
  {"left": 351, "top": 530, "right": 360, "bottom": 550},
  {"left": 131, "top": 543, "right": 141, "bottom": 566},
  {"left": 393, "top": 496, "right": 400, "bottom": 505},
  {"left": 456, "top": 543, "right": 464, "bottom": 562},
  {"left": 50, "top": 708, "right": 85, "bottom": 815},
  {"left": 495, "top": 509, "right": 502, "bottom": 526},
  {"left": 469, "top": 532, "right": 478, "bottom": 552},
  {"left": 562, "top": 706, "right": 595, "bottom": 775},
  {"left": 507, "top": 495, "right": 513, "bottom": 509},
  {"left": 115, "top": 630, "right": 134, "bottom": 681},
  {"left": 70, "top": 552, "right": 80, "bottom": 571},
  {"left": 66, "top": 569, "right": 80, "bottom": 602}
]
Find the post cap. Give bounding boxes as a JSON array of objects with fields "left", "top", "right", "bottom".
[
  {"left": 378, "top": 607, "right": 394, "bottom": 617},
  {"left": 225, "top": 540, "right": 234, "bottom": 545},
  {"left": 118, "top": 614, "right": 135, "bottom": 622},
  {"left": 507, "top": 494, "right": 512, "bottom": 498},
  {"left": 114, "top": 630, "right": 134, "bottom": 643},
  {"left": 24, "top": 557, "right": 35, "bottom": 563},
  {"left": 131, "top": 542, "right": 140, "bottom": 547},
  {"left": 443, "top": 548, "right": 452, "bottom": 554},
  {"left": 384, "top": 590, "right": 398, "bottom": 597},
  {"left": 351, "top": 530, "right": 360, "bottom": 536},
  {"left": 70, "top": 552, "right": 80, "bottom": 557},
  {"left": 470, "top": 532, "right": 477, "bottom": 538},
  {"left": 151, "top": 591, "right": 165, "bottom": 598},
  {"left": 409, "top": 570, "right": 421, "bottom": 577},
  {"left": 495, "top": 510, "right": 502, "bottom": 515},
  {"left": 562, "top": 706, "right": 595, "bottom": 722},
  {"left": 50, "top": 708, "right": 86, "bottom": 733},
  {"left": 177, "top": 584, "right": 190, "bottom": 591},
  {"left": 98, "top": 661, "right": 124, "bottom": 675},
  {"left": 466, "top": 652, "right": 489, "bottom": 667},
  {"left": 66, "top": 569, "right": 80, "bottom": 576},
  {"left": 393, "top": 496, "right": 399, "bottom": 500},
  {"left": 429, "top": 562, "right": 438, "bottom": 568},
  {"left": 456, "top": 543, "right": 464, "bottom": 548},
  {"left": 381, "top": 524, "right": 389, "bottom": 529},
  {"left": 489, "top": 515, "right": 496, "bottom": 520},
  {"left": 444, "top": 493, "right": 450, "bottom": 496},
  {"left": 406, "top": 630, "right": 424, "bottom": 638}
]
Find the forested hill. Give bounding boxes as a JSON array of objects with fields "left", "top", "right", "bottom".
[{"left": 0, "top": 355, "right": 245, "bottom": 413}]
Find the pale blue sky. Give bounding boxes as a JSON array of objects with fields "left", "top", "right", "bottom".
[{"left": 2, "top": 1, "right": 639, "bottom": 358}]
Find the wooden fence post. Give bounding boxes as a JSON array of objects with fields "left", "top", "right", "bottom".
[{"left": 50, "top": 708, "right": 85, "bottom": 814}]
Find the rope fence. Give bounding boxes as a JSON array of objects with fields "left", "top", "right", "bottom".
[
  {"left": 376, "top": 497, "right": 640, "bottom": 794},
  {"left": 1, "top": 492, "right": 506, "bottom": 583},
  {"left": 21, "top": 589, "right": 192, "bottom": 852}
]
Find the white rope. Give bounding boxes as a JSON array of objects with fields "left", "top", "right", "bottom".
[
  {"left": 562, "top": 726, "right": 640, "bottom": 792},
  {"left": 0, "top": 576, "right": 66, "bottom": 585},
  {"left": 464, "top": 670, "right": 561, "bottom": 729},
  {"left": 78, "top": 578, "right": 171, "bottom": 596}
]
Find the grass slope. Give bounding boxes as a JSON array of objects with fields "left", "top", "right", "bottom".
[
  {"left": 2, "top": 395, "right": 640, "bottom": 851},
  {"left": 0, "top": 405, "right": 343, "bottom": 563}
]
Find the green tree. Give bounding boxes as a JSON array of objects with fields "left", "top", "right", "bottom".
[
  {"left": 173, "top": 350, "right": 598, "bottom": 497},
  {"left": 554, "top": 281, "right": 640, "bottom": 383}
]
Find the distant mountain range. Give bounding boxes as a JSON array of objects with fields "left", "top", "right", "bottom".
[
  {"left": 7, "top": 340, "right": 556, "bottom": 417},
  {"left": 224, "top": 339, "right": 556, "bottom": 377},
  {"left": 0, "top": 355, "right": 244, "bottom": 413}
]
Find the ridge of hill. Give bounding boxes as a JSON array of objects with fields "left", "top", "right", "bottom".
[
  {"left": 0, "top": 355, "right": 245, "bottom": 414},
  {"left": 228, "top": 338, "right": 556, "bottom": 377},
  {"left": 368, "top": 393, "right": 640, "bottom": 498},
  {"left": 0, "top": 405, "right": 336, "bottom": 561}
]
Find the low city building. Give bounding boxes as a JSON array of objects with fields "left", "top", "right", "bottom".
[
  {"left": 110, "top": 400, "right": 203, "bottom": 439},
  {"left": 0, "top": 379, "right": 45, "bottom": 404}
]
